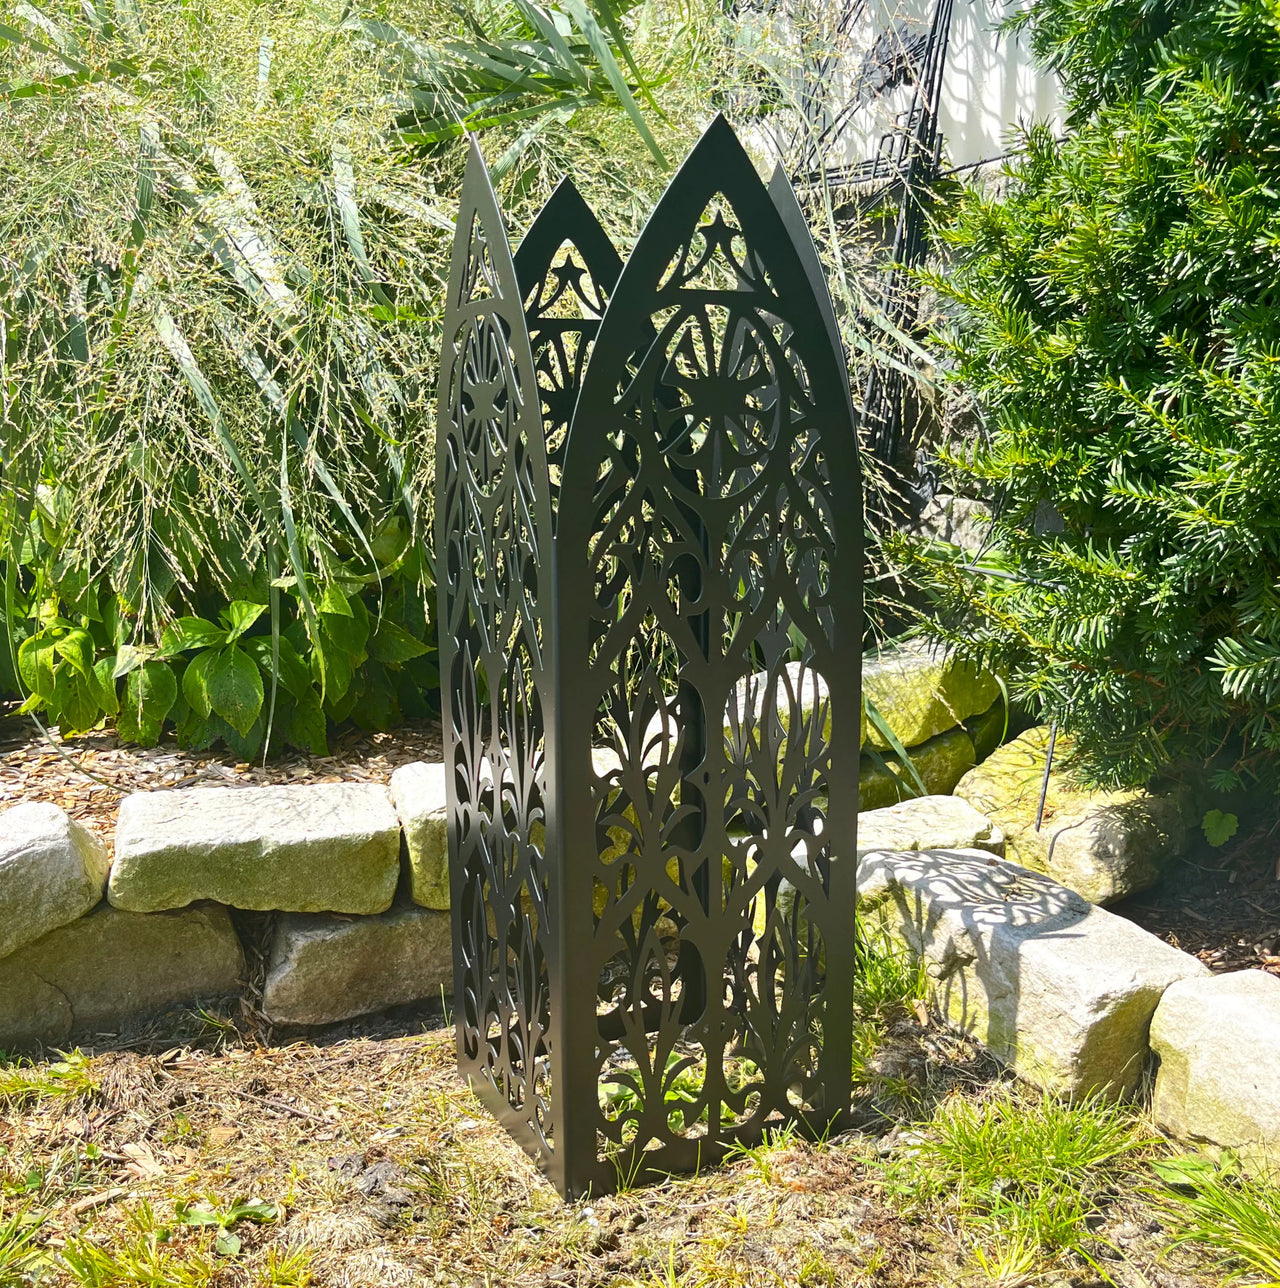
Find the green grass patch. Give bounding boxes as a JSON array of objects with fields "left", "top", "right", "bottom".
[
  {"left": 0, "top": 1207, "right": 45, "bottom": 1283},
  {"left": 1152, "top": 1153, "right": 1280, "bottom": 1286},
  {"left": 881, "top": 1084, "right": 1152, "bottom": 1270},
  {"left": 0, "top": 1050, "right": 98, "bottom": 1105}
]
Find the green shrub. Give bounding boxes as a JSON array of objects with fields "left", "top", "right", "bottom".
[
  {"left": 915, "top": 0, "right": 1280, "bottom": 795},
  {"left": 0, "top": 0, "right": 689, "bottom": 755}
]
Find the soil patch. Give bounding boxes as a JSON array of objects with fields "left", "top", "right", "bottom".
[{"left": 1, "top": 1011, "right": 1224, "bottom": 1288}]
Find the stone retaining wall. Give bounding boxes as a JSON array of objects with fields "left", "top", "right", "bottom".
[
  {"left": 3, "top": 641, "right": 1270, "bottom": 1170},
  {"left": 0, "top": 765, "right": 453, "bottom": 1047}
]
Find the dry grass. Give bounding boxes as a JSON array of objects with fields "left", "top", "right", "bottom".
[{"left": 0, "top": 1000, "right": 1234, "bottom": 1288}]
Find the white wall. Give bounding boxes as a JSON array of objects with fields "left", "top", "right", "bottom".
[
  {"left": 824, "top": 0, "right": 1063, "bottom": 173},
  {"left": 937, "top": 0, "right": 1061, "bottom": 168}
]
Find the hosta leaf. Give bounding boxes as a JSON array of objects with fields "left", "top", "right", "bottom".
[
  {"left": 17, "top": 634, "right": 59, "bottom": 699},
  {"left": 283, "top": 693, "right": 328, "bottom": 756},
  {"left": 208, "top": 713, "right": 264, "bottom": 761},
  {"left": 159, "top": 616, "right": 226, "bottom": 655},
  {"left": 93, "top": 655, "right": 119, "bottom": 715},
  {"left": 53, "top": 667, "right": 102, "bottom": 734},
  {"left": 313, "top": 638, "right": 354, "bottom": 705},
  {"left": 53, "top": 628, "right": 94, "bottom": 677},
  {"left": 205, "top": 645, "right": 264, "bottom": 737},
  {"left": 369, "top": 619, "right": 428, "bottom": 664},
  {"left": 112, "top": 643, "right": 151, "bottom": 677},
  {"left": 121, "top": 661, "right": 178, "bottom": 747},
  {"left": 320, "top": 596, "right": 370, "bottom": 658},
  {"left": 183, "top": 649, "right": 216, "bottom": 720},
  {"left": 351, "top": 663, "right": 399, "bottom": 731},
  {"left": 242, "top": 635, "right": 313, "bottom": 701},
  {"left": 221, "top": 600, "right": 267, "bottom": 642},
  {"left": 317, "top": 583, "right": 352, "bottom": 616}
]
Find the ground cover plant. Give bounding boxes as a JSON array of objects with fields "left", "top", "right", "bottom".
[
  {"left": 0, "top": 0, "right": 703, "bottom": 758},
  {"left": 1152, "top": 1152, "right": 1280, "bottom": 1287},
  {"left": 914, "top": 0, "right": 1280, "bottom": 802}
]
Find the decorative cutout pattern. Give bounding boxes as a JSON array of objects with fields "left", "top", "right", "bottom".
[
  {"left": 435, "top": 142, "right": 559, "bottom": 1175},
  {"left": 514, "top": 178, "right": 624, "bottom": 491},
  {"left": 438, "top": 118, "right": 862, "bottom": 1199}
]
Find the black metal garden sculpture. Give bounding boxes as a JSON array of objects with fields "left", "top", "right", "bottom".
[{"left": 435, "top": 115, "right": 863, "bottom": 1198}]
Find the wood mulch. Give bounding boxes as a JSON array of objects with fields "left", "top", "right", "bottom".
[
  {"left": 1111, "top": 817, "right": 1280, "bottom": 978},
  {"left": 0, "top": 709, "right": 443, "bottom": 862}
]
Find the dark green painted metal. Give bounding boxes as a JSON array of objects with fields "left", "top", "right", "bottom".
[{"left": 436, "top": 116, "right": 863, "bottom": 1199}]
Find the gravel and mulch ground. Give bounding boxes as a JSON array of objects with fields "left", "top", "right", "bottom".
[{"left": 1113, "top": 819, "right": 1280, "bottom": 978}]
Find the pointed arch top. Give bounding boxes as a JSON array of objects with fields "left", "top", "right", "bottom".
[
  {"left": 555, "top": 114, "right": 863, "bottom": 670},
  {"left": 435, "top": 138, "right": 553, "bottom": 543},
  {"left": 515, "top": 176, "right": 624, "bottom": 320},
  {"left": 514, "top": 178, "right": 626, "bottom": 484}
]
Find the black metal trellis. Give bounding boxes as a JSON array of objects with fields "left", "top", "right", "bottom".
[{"left": 436, "top": 115, "right": 863, "bottom": 1199}]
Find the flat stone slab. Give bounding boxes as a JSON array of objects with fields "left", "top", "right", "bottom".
[
  {"left": 0, "top": 903, "right": 243, "bottom": 1049},
  {"left": 0, "top": 803, "right": 110, "bottom": 960},
  {"left": 389, "top": 761, "right": 449, "bottom": 910},
  {"left": 858, "top": 848, "right": 1207, "bottom": 1099},
  {"left": 109, "top": 783, "right": 400, "bottom": 914},
  {"left": 263, "top": 902, "right": 452, "bottom": 1026},
  {"left": 955, "top": 726, "right": 1185, "bottom": 905},
  {"left": 1151, "top": 970, "right": 1280, "bottom": 1176},
  {"left": 858, "top": 795, "right": 1004, "bottom": 858}
]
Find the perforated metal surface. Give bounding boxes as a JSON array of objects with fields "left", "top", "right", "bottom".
[{"left": 436, "top": 117, "right": 863, "bottom": 1198}]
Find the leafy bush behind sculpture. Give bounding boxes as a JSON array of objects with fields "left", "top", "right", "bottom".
[
  {"left": 0, "top": 0, "right": 688, "bottom": 756},
  {"left": 918, "top": 0, "right": 1280, "bottom": 796}
]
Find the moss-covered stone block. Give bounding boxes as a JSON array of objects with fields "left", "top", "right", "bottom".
[
  {"left": 955, "top": 726, "right": 1185, "bottom": 905},
  {"left": 863, "top": 639, "right": 1000, "bottom": 751}
]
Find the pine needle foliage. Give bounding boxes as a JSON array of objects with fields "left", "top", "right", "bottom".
[{"left": 916, "top": 0, "right": 1280, "bottom": 794}]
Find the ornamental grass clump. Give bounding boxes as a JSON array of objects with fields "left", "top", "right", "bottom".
[
  {"left": 0, "top": 0, "right": 691, "bottom": 757},
  {"left": 915, "top": 0, "right": 1280, "bottom": 797}
]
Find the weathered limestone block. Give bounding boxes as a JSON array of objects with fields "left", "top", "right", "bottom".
[
  {"left": 0, "top": 803, "right": 110, "bottom": 960},
  {"left": 1150, "top": 971, "right": 1280, "bottom": 1176},
  {"left": 911, "top": 492, "right": 994, "bottom": 557},
  {"left": 109, "top": 783, "right": 401, "bottom": 914},
  {"left": 955, "top": 726, "right": 1185, "bottom": 905},
  {"left": 857, "top": 795, "right": 1004, "bottom": 858},
  {"left": 721, "top": 640, "right": 998, "bottom": 760},
  {"left": 262, "top": 902, "right": 452, "bottom": 1026},
  {"left": 389, "top": 761, "right": 449, "bottom": 910},
  {"left": 857, "top": 726, "right": 977, "bottom": 812},
  {"left": 0, "top": 903, "right": 243, "bottom": 1049},
  {"left": 862, "top": 639, "right": 1000, "bottom": 751},
  {"left": 724, "top": 663, "right": 869, "bottom": 755},
  {"left": 858, "top": 848, "right": 1208, "bottom": 1099}
]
